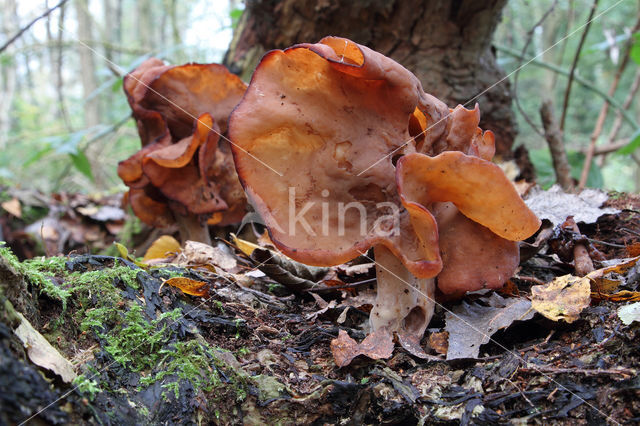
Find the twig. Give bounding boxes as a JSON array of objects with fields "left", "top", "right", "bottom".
[
  {"left": 519, "top": 366, "right": 635, "bottom": 377},
  {"left": 540, "top": 99, "right": 574, "bottom": 190},
  {"left": 495, "top": 45, "right": 638, "bottom": 128},
  {"left": 559, "top": 0, "right": 599, "bottom": 131},
  {"left": 512, "top": 0, "right": 558, "bottom": 137},
  {"left": 579, "top": 14, "right": 640, "bottom": 190},
  {"left": 582, "top": 139, "right": 629, "bottom": 156},
  {"left": 0, "top": 0, "right": 68, "bottom": 54},
  {"left": 514, "top": 275, "right": 546, "bottom": 286},
  {"left": 599, "top": 69, "right": 640, "bottom": 166},
  {"left": 606, "top": 70, "right": 640, "bottom": 147}
]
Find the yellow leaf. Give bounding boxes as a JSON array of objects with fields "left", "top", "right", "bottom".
[
  {"left": 143, "top": 235, "right": 181, "bottom": 263},
  {"left": 231, "top": 233, "right": 262, "bottom": 257},
  {"left": 164, "top": 277, "right": 209, "bottom": 297},
  {"left": 114, "top": 242, "right": 147, "bottom": 269},
  {"left": 531, "top": 274, "right": 591, "bottom": 323}
]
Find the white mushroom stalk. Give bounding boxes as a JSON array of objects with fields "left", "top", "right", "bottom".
[{"left": 370, "top": 245, "right": 435, "bottom": 356}]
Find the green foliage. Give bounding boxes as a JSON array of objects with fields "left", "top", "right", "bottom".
[
  {"left": 630, "top": 32, "right": 640, "bottom": 65},
  {"left": 230, "top": 8, "right": 243, "bottom": 29},
  {"left": 497, "top": 0, "right": 640, "bottom": 190},
  {"left": 616, "top": 128, "right": 640, "bottom": 155},
  {"left": 529, "top": 148, "right": 603, "bottom": 189}
]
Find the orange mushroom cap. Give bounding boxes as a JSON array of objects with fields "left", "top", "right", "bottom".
[
  {"left": 118, "top": 58, "right": 248, "bottom": 229},
  {"left": 229, "top": 37, "right": 540, "bottom": 297}
]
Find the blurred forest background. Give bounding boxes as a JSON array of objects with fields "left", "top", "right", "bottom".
[{"left": 0, "top": 0, "right": 639, "bottom": 196}]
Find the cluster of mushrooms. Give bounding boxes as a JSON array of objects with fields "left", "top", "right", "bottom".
[{"left": 120, "top": 37, "right": 540, "bottom": 358}]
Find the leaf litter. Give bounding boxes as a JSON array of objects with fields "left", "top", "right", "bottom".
[{"left": 1, "top": 189, "right": 640, "bottom": 424}]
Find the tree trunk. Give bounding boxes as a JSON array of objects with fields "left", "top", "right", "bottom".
[
  {"left": 224, "top": 0, "right": 517, "bottom": 156},
  {"left": 75, "top": 0, "right": 100, "bottom": 128},
  {"left": 0, "top": 0, "right": 17, "bottom": 149}
]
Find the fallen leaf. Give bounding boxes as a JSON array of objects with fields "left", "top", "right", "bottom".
[
  {"left": 618, "top": 302, "right": 640, "bottom": 325},
  {"left": 626, "top": 243, "right": 640, "bottom": 257},
  {"left": 231, "top": 233, "right": 262, "bottom": 257},
  {"left": 525, "top": 185, "right": 619, "bottom": 227},
  {"left": 531, "top": 274, "right": 590, "bottom": 323},
  {"left": 337, "top": 263, "right": 375, "bottom": 276},
  {"left": 251, "top": 248, "right": 330, "bottom": 294},
  {"left": 592, "top": 290, "right": 640, "bottom": 302},
  {"left": 370, "top": 367, "right": 420, "bottom": 403},
  {"left": 587, "top": 256, "right": 640, "bottom": 294},
  {"left": 445, "top": 293, "right": 535, "bottom": 360},
  {"left": 1, "top": 197, "right": 22, "bottom": 218},
  {"left": 114, "top": 242, "right": 148, "bottom": 268},
  {"left": 181, "top": 240, "right": 237, "bottom": 271},
  {"left": 331, "top": 328, "right": 394, "bottom": 367},
  {"left": 164, "top": 277, "right": 209, "bottom": 297},
  {"left": 143, "top": 235, "right": 181, "bottom": 263},
  {"left": 428, "top": 331, "right": 449, "bottom": 355},
  {"left": 14, "top": 312, "right": 77, "bottom": 383}
]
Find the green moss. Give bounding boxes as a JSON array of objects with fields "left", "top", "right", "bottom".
[
  {"left": 73, "top": 374, "right": 101, "bottom": 401},
  {"left": 140, "top": 340, "right": 222, "bottom": 400},
  {"left": 103, "top": 304, "right": 181, "bottom": 372}
]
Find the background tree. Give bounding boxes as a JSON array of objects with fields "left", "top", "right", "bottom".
[{"left": 224, "top": 0, "right": 518, "bottom": 156}]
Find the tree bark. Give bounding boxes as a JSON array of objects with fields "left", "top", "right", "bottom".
[
  {"left": 224, "top": 0, "right": 517, "bottom": 156},
  {"left": 75, "top": 0, "right": 100, "bottom": 128},
  {"left": 0, "top": 0, "right": 17, "bottom": 150}
]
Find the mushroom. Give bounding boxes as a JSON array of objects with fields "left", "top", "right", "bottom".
[
  {"left": 228, "top": 37, "right": 540, "bottom": 356},
  {"left": 118, "top": 58, "right": 248, "bottom": 244}
]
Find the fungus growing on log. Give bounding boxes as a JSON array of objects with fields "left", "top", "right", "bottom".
[
  {"left": 228, "top": 37, "right": 540, "bottom": 358},
  {"left": 118, "top": 58, "right": 247, "bottom": 244}
]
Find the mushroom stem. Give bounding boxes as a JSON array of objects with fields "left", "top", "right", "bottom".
[
  {"left": 172, "top": 209, "right": 212, "bottom": 245},
  {"left": 371, "top": 245, "right": 435, "bottom": 355}
]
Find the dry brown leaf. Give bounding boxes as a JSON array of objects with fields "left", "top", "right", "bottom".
[
  {"left": 626, "top": 243, "right": 640, "bottom": 257},
  {"left": 587, "top": 256, "right": 640, "bottom": 294},
  {"left": 592, "top": 290, "right": 640, "bottom": 302},
  {"left": 428, "top": 331, "right": 449, "bottom": 355},
  {"left": 143, "top": 235, "right": 181, "bottom": 263},
  {"left": 1, "top": 198, "right": 22, "bottom": 218},
  {"left": 164, "top": 277, "right": 209, "bottom": 297},
  {"left": 531, "top": 275, "right": 591, "bottom": 323},
  {"left": 331, "top": 328, "right": 394, "bottom": 367},
  {"left": 445, "top": 293, "right": 534, "bottom": 359},
  {"left": 14, "top": 312, "right": 76, "bottom": 383},
  {"left": 181, "top": 240, "right": 237, "bottom": 271}
]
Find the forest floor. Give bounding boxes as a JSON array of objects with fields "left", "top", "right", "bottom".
[{"left": 1, "top": 186, "right": 639, "bottom": 425}]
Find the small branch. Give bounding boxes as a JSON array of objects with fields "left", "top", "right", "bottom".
[
  {"left": 496, "top": 45, "right": 639, "bottom": 128},
  {"left": 540, "top": 99, "right": 574, "bottom": 191},
  {"left": 519, "top": 366, "right": 635, "bottom": 377},
  {"left": 559, "top": 0, "right": 599, "bottom": 131},
  {"left": 606, "top": 70, "right": 640, "bottom": 147},
  {"left": 582, "top": 139, "right": 629, "bottom": 156},
  {"left": 579, "top": 14, "right": 640, "bottom": 190},
  {"left": 0, "top": 0, "right": 68, "bottom": 54}
]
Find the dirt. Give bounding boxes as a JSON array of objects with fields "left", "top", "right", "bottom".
[{"left": 0, "top": 194, "right": 639, "bottom": 425}]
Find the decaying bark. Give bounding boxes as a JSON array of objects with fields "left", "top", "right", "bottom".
[{"left": 224, "top": 0, "right": 517, "bottom": 156}]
